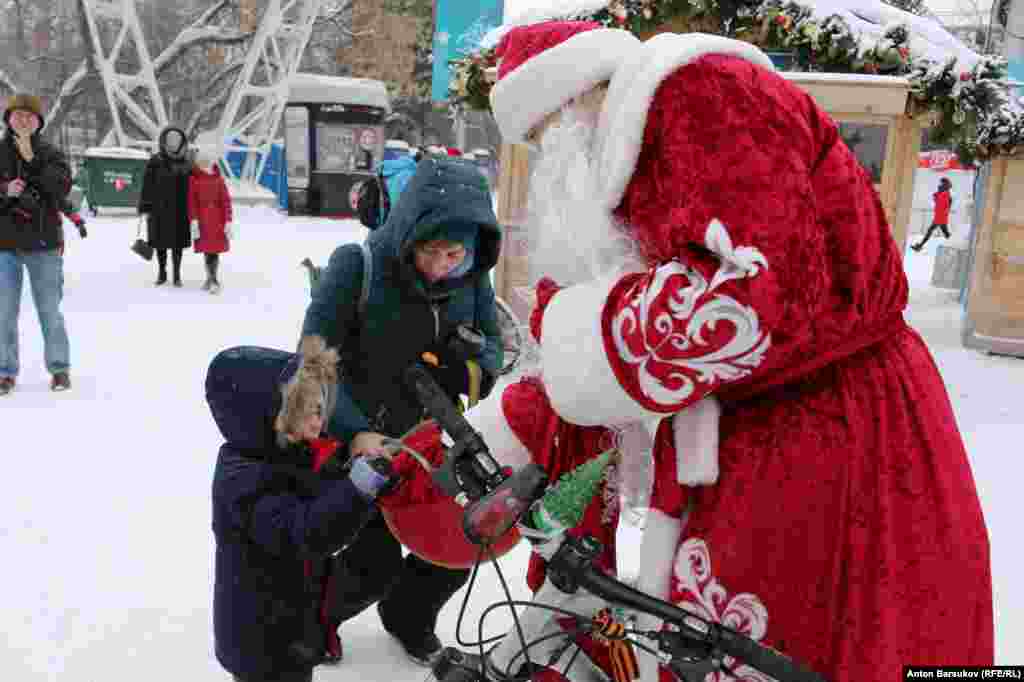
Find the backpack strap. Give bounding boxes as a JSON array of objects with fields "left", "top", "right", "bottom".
[{"left": 358, "top": 242, "right": 372, "bottom": 321}]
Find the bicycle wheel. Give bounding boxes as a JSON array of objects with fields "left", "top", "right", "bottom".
[{"left": 494, "top": 296, "right": 525, "bottom": 376}]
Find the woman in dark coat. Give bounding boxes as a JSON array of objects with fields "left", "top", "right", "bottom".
[{"left": 138, "top": 126, "right": 191, "bottom": 286}]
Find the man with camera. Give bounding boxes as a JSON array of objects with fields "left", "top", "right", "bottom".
[
  {"left": 300, "top": 156, "right": 504, "bottom": 666},
  {"left": 0, "top": 93, "right": 73, "bottom": 396}
]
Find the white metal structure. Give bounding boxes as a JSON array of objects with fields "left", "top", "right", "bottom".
[
  {"left": 79, "top": 0, "right": 168, "bottom": 149},
  {"left": 214, "top": 0, "right": 327, "bottom": 184}
]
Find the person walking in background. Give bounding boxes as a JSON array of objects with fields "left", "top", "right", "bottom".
[
  {"left": 138, "top": 126, "right": 191, "bottom": 286},
  {"left": 0, "top": 93, "right": 73, "bottom": 396},
  {"left": 188, "top": 145, "right": 233, "bottom": 294},
  {"left": 912, "top": 177, "right": 953, "bottom": 251}
]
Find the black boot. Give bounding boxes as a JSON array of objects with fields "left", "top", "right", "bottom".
[
  {"left": 208, "top": 255, "right": 221, "bottom": 294},
  {"left": 172, "top": 248, "right": 183, "bottom": 287},
  {"left": 155, "top": 249, "right": 168, "bottom": 285}
]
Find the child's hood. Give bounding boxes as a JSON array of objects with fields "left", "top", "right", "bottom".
[{"left": 205, "top": 346, "right": 299, "bottom": 451}]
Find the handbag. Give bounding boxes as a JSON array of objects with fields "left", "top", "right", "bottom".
[{"left": 131, "top": 216, "right": 154, "bottom": 261}]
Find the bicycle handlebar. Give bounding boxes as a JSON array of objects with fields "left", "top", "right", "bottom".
[{"left": 548, "top": 535, "right": 829, "bottom": 682}]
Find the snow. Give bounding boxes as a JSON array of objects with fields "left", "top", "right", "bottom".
[
  {"left": 2, "top": 208, "right": 1022, "bottom": 680},
  {"left": 82, "top": 146, "right": 151, "bottom": 160},
  {"left": 288, "top": 73, "right": 391, "bottom": 111},
  {"left": 495, "top": 0, "right": 980, "bottom": 69},
  {"left": 223, "top": 179, "right": 279, "bottom": 206},
  {"left": 505, "top": 0, "right": 609, "bottom": 25}
]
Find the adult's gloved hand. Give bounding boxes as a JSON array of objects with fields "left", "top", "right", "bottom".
[
  {"left": 419, "top": 349, "right": 475, "bottom": 401},
  {"left": 4, "top": 178, "right": 26, "bottom": 197},
  {"left": 348, "top": 453, "right": 399, "bottom": 501},
  {"left": 70, "top": 214, "right": 87, "bottom": 238}
]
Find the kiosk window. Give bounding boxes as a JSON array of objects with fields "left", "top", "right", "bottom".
[
  {"left": 838, "top": 122, "right": 888, "bottom": 184},
  {"left": 285, "top": 107, "right": 310, "bottom": 188},
  {"left": 315, "top": 122, "right": 357, "bottom": 172}
]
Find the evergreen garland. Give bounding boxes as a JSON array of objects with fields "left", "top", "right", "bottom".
[{"left": 447, "top": 0, "right": 1024, "bottom": 164}]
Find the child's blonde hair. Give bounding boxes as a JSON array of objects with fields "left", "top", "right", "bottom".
[{"left": 275, "top": 336, "right": 339, "bottom": 439}]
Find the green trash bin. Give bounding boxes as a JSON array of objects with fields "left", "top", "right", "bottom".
[{"left": 78, "top": 146, "right": 151, "bottom": 215}]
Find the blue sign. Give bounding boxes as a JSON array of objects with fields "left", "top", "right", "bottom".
[{"left": 432, "top": 0, "right": 505, "bottom": 102}]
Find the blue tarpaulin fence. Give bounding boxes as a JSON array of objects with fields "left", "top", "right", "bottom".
[{"left": 223, "top": 140, "right": 288, "bottom": 209}]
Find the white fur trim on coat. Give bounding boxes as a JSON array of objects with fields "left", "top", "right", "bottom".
[
  {"left": 490, "top": 28, "right": 642, "bottom": 144},
  {"left": 632, "top": 506, "right": 684, "bottom": 682},
  {"left": 540, "top": 271, "right": 664, "bottom": 427},
  {"left": 463, "top": 379, "right": 532, "bottom": 471},
  {"left": 672, "top": 396, "right": 721, "bottom": 485},
  {"left": 595, "top": 32, "right": 775, "bottom": 211}
]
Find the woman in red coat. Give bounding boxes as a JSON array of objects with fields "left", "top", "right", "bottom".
[{"left": 188, "top": 147, "right": 234, "bottom": 294}]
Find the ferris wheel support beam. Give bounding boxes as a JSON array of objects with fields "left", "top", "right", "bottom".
[
  {"left": 213, "top": 0, "right": 325, "bottom": 185},
  {"left": 78, "top": 0, "right": 168, "bottom": 149}
]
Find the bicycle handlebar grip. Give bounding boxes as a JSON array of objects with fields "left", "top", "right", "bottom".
[
  {"left": 566, "top": 557, "right": 830, "bottom": 682},
  {"left": 714, "top": 627, "right": 828, "bottom": 682}
]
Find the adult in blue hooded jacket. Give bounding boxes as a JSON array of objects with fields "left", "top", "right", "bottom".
[{"left": 300, "top": 156, "right": 503, "bottom": 665}]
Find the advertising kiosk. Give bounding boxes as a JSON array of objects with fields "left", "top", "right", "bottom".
[{"left": 285, "top": 73, "right": 390, "bottom": 217}]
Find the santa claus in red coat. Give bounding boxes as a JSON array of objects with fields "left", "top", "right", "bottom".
[{"left": 465, "top": 19, "right": 995, "bottom": 682}]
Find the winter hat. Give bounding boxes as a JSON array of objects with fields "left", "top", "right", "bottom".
[
  {"left": 275, "top": 336, "right": 339, "bottom": 444},
  {"left": 489, "top": 21, "right": 641, "bottom": 143},
  {"left": 594, "top": 33, "right": 775, "bottom": 212},
  {"left": 4, "top": 93, "right": 44, "bottom": 129}
]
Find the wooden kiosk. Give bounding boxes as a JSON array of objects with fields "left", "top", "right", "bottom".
[
  {"left": 491, "top": 70, "right": 929, "bottom": 324},
  {"left": 963, "top": 153, "right": 1024, "bottom": 356}
]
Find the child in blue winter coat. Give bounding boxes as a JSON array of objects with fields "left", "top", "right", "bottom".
[{"left": 208, "top": 336, "right": 399, "bottom": 682}]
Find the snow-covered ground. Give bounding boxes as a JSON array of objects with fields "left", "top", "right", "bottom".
[{"left": 2, "top": 208, "right": 1020, "bottom": 680}]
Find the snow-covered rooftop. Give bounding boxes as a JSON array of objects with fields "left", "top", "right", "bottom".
[
  {"left": 288, "top": 72, "right": 390, "bottom": 111},
  {"left": 82, "top": 146, "right": 151, "bottom": 160},
  {"left": 501, "top": 0, "right": 981, "bottom": 69}
]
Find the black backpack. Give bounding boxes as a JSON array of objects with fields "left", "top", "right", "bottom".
[{"left": 355, "top": 174, "right": 389, "bottom": 230}]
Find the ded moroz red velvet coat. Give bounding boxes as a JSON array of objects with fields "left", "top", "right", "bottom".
[
  {"left": 188, "top": 164, "right": 232, "bottom": 254},
  {"left": 527, "top": 35, "right": 993, "bottom": 682}
]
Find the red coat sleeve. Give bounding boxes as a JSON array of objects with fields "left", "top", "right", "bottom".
[
  {"left": 540, "top": 55, "right": 905, "bottom": 423},
  {"left": 220, "top": 175, "right": 233, "bottom": 225},
  {"left": 934, "top": 191, "right": 952, "bottom": 224}
]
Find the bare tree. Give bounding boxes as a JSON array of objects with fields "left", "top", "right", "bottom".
[{"left": 2, "top": 0, "right": 357, "bottom": 151}]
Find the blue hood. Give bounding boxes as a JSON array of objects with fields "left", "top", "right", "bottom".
[
  {"left": 205, "top": 346, "right": 300, "bottom": 451},
  {"left": 366, "top": 156, "right": 500, "bottom": 296}
]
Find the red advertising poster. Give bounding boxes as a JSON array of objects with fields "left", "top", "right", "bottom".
[{"left": 919, "top": 150, "right": 974, "bottom": 171}]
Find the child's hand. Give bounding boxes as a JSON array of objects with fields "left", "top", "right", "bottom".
[
  {"left": 348, "top": 454, "right": 399, "bottom": 500},
  {"left": 225, "top": 222, "right": 235, "bottom": 240},
  {"left": 190, "top": 220, "right": 200, "bottom": 242},
  {"left": 350, "top": 431, "right": 388, "bottom": 458}
]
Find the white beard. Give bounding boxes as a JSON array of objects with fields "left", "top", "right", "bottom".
[{"left": 523, "top": 106, "right": 645, "bottom": 291}]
